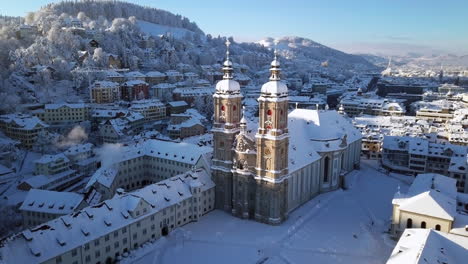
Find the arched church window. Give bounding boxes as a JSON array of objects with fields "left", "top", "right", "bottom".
[
  {"left": 435, "top": 224, "right": 441, "bottom": 231},
  {"left": 421, "top": 221, "right": 426, "bottom": 228},
  {"left": 233, "top": 105, "right": 237, "bottom": 111},
  {"left": 406, "top": 218, "right": 412, "bottom": 228}
]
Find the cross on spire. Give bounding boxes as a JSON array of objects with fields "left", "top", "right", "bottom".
[{"left": 222, "top": 39, "right": 233, "bottom": 80}]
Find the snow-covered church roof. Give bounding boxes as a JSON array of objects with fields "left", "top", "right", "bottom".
[{"left": 216, "top": 79, "right": 240, "bottom": 93}]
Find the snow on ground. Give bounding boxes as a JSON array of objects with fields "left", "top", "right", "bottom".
[
  {"left": 122, "top": 160, "right": 410, "bottom": 264},
  {"left": 137, "top": 20, "right": 199, "bottom": 39}
]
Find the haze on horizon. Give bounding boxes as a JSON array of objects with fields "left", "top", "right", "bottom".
[{"left": 3, "top": 0, "right": 468, "bottom": 56}]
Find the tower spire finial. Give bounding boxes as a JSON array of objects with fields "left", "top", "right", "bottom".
[
  {"left": 222, "top": 39, "right": 233, "bottom": 80},
  {"left": 226, "top": 39, "right": 231, "bottom": 61},
  {"left": 269, "top": 39, "right": 281, "bottom": 81}
]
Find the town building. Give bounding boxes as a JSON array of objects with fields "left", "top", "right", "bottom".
[
  {"left": 339, "top": 92, "right": 406, "bottom": 117},
  {"left": 166, "top": 101, "right": 189, "bottom": 115},
  {"left": 150, "top": 83, "right": 176, "bottom": 100},
  {"left": 20, "top": 189, "right": 86, "bottom": 228},
  {"left": 33, "top": 103, "right": 90, "bottom": 125},
  {"left": 212, "top": 43, "right": 361, "bottom": 225},
  {"left": 64, "top": 143, "right": 98, "bottom": 177},
  {"left": 89, "top": 81, "right": 120, "bottom": 104},
  {"left": 386, "top": 229, "right": 468, "bottom": 264},
  {"left": 0, "top": 169, "right": 214, "bottom": 264},
  {"left": 382, "top": 136, "right": 468, "bottom": 193},
  {"left": 167, "top": 109, "right": 206, "bottom": 139},
  {"left": 99, "top": 112, "right": 145, "bottom": 144},
  {"left": 18, "top": 154, "right": 78, "bottom": 191},
  {"left": 0, "top": 114, "right": 48, "bottom": 149},
  {"left": 128, "top": 99, "right": 166, "bottom": 122},
  {"left": 85, "top": 139, "right": 212, "bottom": 201},
  {"left": 124, "top": 71, "right": 146, "bottom": 82},
  {"left": 391, "top": 173, "right": 468, "bottom": 238},
  {"left": 412, "top": 100, "right": 465, "bottom": 123},
  {"left": 145, "top": 71, "right": 166, "bottom": 85},
  {"left": 120, "top": 80, "right": 150, "bottom": 101}
]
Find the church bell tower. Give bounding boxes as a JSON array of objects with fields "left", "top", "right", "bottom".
[
  {"left": 212, "top": 40, "right": 243, "bottom": 211},
  {"left": 254, "top": 46, "right": 289, "bottom": 224}
]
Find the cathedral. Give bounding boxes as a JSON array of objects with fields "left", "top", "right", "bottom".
[{"left": 212, "top": 41, "right": 362, "bottom": 225}]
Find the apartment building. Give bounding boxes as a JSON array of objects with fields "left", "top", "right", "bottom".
[
  {"left": 128, "top": 99, "right": 166, "bottom": 122},
  {"left": 34, "top": 103, "right": 90, "bottom": 125},
  {"left": 120, "top": 80, "right": 149, "bottom": 101},
  {"left": 90, "top": 81, "right": 120, "bottom": 104},
  {"left": 150, "top": 83, "right": 176, "bottom": 100},
  {"left": 0, "top": 169, "right": 214, "bottom": 264},
  {"left": 382, "top": 136, "right": 468, "bottom": 193},
  {"left": 0, "top": 114, "right": 48, "bottom": 149},
  {"left": 145, "top": 71, "right": 166, "bottom": 85}
]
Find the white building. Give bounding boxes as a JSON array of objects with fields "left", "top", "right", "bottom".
[
  {"left": 20, "top": 189, "right": 85, "bottom": 228},
  {"left": 0, "top": 169, "right": 214, "bottom": 264},
  {"left": 386, "top": 229, "right": 468, "bottom": 264},
  {"left": 34, "top": 103, "right": 90, "bottom": 125},
  {"left": 85, "top": 139, "right": 212, "bottom": 201},
  {"left": 128, "top": 99, "right": 166, "bottom": 122},
  {"left": 391, "top": 173, "right": 468, "bottom": 237}
]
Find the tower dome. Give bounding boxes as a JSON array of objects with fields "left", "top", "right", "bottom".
[
  {"left": 260, "top": 48, "right": 288, "bottom": 96},
  {"left": 215, "top": 40, "right": 241, "bottom": 94}
]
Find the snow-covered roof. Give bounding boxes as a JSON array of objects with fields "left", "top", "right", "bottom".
[
  {"left": 92, "top": 81, "right": 119, "bottom": 89},
  {"left": 45, "top": 103, "right": 87, "bottom": 110},
  {"left": 123, "top": 80, "right": 148, "bottom": 86},
  {"left": 86, "top": 139, "right": 212, "bottom": 189},
  {"left": 0, "top": 169, "right": 213, "bottom": 264},
  {"left": 399, "top": 191, "right": 455, "bottom": 221},
  {"left": 145, "top": 71, "right": 165, "bottom": 77},
  {"left": 0, "top": 114, "right": 48, "bottom": 130},
  {"left": 64, "top": 143, "right": 94, "bottom": 156},
  {"left": 124, "top": 71, "right": 146, "bottom": 78},
  {"left": 387, "top": 229, "right": 468, "bottom": 264},
  {"left": 34, "top": 153, "right": 69, "bottom": 165},
  {"left": 19, "top": 189, "right": 83, "bottom": 215},
  {"left": 247, "top": 109, "right": 361, "bottom": 172},
  {"left": 393, "top": 173, "right": 457, "bottom": 221},
  {"left": 152, "top": 83, "right": 176, "bottom": 89},
  {"left": 167, "top": 101, "right": 188, "bottom": 107}
]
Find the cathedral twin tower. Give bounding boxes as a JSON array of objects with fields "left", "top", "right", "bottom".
[{"left": 212, "top": 41, "right": 289, "bottom": 224}]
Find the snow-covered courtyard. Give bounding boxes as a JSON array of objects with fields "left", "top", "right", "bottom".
[{"left": 121, "top": 160, "right": 410, "bottom": 264}]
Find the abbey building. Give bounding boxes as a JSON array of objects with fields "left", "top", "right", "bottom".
[{"left": 212, "top": 42, "right": 362, "bottom": 224}]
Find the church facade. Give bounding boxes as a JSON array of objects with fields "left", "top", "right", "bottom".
[{"left": 212, "top": 43, "right": 362, "bottom": 225}]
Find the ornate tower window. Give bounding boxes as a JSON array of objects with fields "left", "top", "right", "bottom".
[
  {"left": 267, "top": 109, "right": 272, "bottom": 116},
  {"left": 233, "top": 105, "right": 237, "bottom": 111}
]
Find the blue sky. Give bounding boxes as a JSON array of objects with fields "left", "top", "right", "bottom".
[{"left": 2, "top": 0, "right": 468, "bottom": 55}]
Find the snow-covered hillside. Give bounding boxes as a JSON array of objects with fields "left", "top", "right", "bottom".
[
  {"left": 137, "top": 20, "right": 201, "bottom": 40},
  {"left": 258, "top": 36, "right": 376, "bottom": 71}
]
